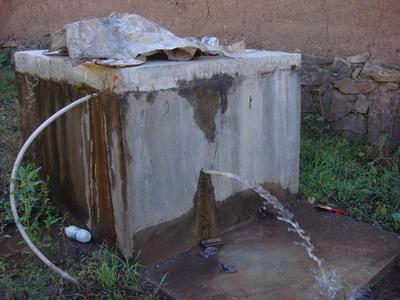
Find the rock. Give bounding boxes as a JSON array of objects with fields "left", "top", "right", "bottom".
[
  {"left": 346, "top": 52, "right": 369, "bottom": 64},
  {"left": 354, "top": 94, "right": 369, "bottom": 114},
  {"left": 301, "top": 87, "right": 320, "bottom": 114},
  {"left": 379, "top": 82, "right": 399, "bottom": 92},
  {"left": 321, "top": 89, "right": 355, "bottom": 121},
  {"left": 301, "top": 65, "right": 330, "bottom": 87},
  {"left": 368, "top": 91, "right": 400, "bottom": 146},
  {"left": 331, "top": 58, "right": 351, "bottom": 75},
  {"left": 362, "top": 62, "right": 400, "bottom": 83},
  {"left": 301, "top": 83, "right": 333, "bottom": 115},
  {"left": 334, "top": 78, "right": 377, "bottom": 94},
  {"left": 302, "top": 54, "right": 333, "bottom": 65},
  {"left": 1, "top": 40, "right": 18, "bottom": 48},
  {"left": 332, "top": 114, "right": 367, "bottom": 136},
  {"left": 352, "top": 67, "right": 362, "bottom": 80}
]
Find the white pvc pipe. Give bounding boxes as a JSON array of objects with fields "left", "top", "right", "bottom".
[{"left": 9, "top": 93, "right": 99, "bottom": 284}]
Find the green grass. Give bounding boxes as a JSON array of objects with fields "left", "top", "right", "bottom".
[
  {"left": 77, "top": 248, "right": 161, "bottom": 299},
  {"left": 0, "top": 163, "right": 163, "bottom": 298},
  {"left": 0, "top": 52, "right": 19, "bottom": 199},
  {"left": 300, "top": 126, "right": 400, "bottom": 231},
  {"left": 1, "top": 247, "right": 163, "bottom": 299},
  {"left": 0, "top": 162, "right": 162, "bottom": 299}
]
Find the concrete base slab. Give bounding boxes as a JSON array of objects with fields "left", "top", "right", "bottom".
[{"left": 144, "top": 199, "right": 400, "bottom": 299}]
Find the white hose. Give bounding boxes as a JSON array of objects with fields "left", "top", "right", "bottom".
[{"left": 9, "top": 93, "right": 99, "bottom": 284}]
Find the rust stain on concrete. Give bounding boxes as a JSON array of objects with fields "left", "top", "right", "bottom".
[
  {"left": 193, "top": 171, "right": 218, "bottom": 240},
  {"left": 16, "top": 73, "right": 118, "bottom": 242},
  {"left": 88, "top": 94, "right": 117, "bottom": 242},
  {"left": 133, "top": 175, "right": 294, "bottom": 265}
]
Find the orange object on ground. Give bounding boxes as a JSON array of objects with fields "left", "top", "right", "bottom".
[{"left": 316, "top": 204, "right": 348, "bottom": 215}]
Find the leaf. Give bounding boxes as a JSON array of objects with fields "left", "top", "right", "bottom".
[
  {"left": 0, "top": 53, "right": 8, "bottom": 65},
  {"left": 375, "top": 203, "right": 387, "bottom": 218},
  {"left": 320, "top": 197, "right": 329, "bottom": 205},
  {"left": 392, "top": 212, "right": 400, "bottom": 222},
  {"left": 356, "top": 152, "right": 365, "bottom": 158},
  {"left": 307, "top": 196, "right": 316, "bottom": 204}
]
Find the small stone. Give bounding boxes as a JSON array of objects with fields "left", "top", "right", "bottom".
[
  {"left": 379, "top": 82, "right": 399, "bottom": 92},
  {"left": 321, "top": 90, "right": 355, "bottom": 121},
  {"left": 1, "top": 40, "right": 18, "bottom": 48},
  {"left": 332, "top": 114, "right": 366, "bottom": 136},
  {"left": 346, "top": 52, "right": 369, "bottom": 64},
  {"left": 354, "top": 94, "right": 369, "bottom": 114},
  {"left": 220, "top": 263, "right": 238, "bottom": 273},
  {"left": 301, "top": 88, "right": 320, "bottom": 114},
  {"left": 334, "top": 78, "right": 377, "bottom": 94},
  {"left": 362, "top": 62, "right": 400, "bottom": 83},
  {"left": 301, "top": 65, "right": 330, "bottom": 87},
  {"left": 384, "top": 82, "right": 399, "bottom": 90},
  {"left": 302, "top": 54, "right": 333, "bottom": 65},
  {"left": 200, "top": 237, "right": 224, "bottom": 248},
  {"left": 368, "top": 91, "right": 400, "bottom": 146},
  {"left": 332, "top": 58, "right": 351, "bottom": 75},
  {"left": 199, "top": 246, "right": 218, "bottom": 258},
  {"left": 352, "top": 68, "right": 362, "bottom": 80}
]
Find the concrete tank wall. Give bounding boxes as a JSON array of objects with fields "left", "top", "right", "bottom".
[
  {"left": 15, "top": 50, "right": 301, "bottom": 263},
  {"left": 1, "top": 0, "right": 400, "bottom": 66}
]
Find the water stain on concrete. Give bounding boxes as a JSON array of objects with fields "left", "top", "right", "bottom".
[{"left": 177, "top": 74, "right": 234, "bottom": 142}]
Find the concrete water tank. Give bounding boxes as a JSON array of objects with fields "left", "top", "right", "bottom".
[{"left": 15, "top": 49, "right": 301, "bottom": 264}]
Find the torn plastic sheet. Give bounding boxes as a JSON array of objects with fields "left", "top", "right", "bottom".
[{"left": 49, "top": 12, "right": 245, "bottom": 67}]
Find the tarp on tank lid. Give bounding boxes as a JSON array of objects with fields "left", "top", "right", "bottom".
[{"left": 49, "top": 12, "right": 245, "bottom": 67}]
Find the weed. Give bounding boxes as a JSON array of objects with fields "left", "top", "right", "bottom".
[
  {"left": 0, "top": 259, "right": 62, "bottom": 299},
  {"left": 88, "top": 251, "right": 119, "bottom": 290},
  {"left": 76, "top": 247, "right": 160, "bottom": 299},
  {"left": 0, "top": 63, "right": 19, "bottom": 235},
  {"left": 1, "top": 247, "right": 164, "bottom": 299},
  {"left": 13, "top": 164, "right": 60, "bottom": 228},
  {"left": 300, "top": 126, "right": 400, "bottom": 231},
  {"left": 0, "top": 65, "right": 19, "bottom": 191},
  {"left": 1, "top": 163, "right": 61, "bottom": 254},
  {"left": 0, "top": 49, "right": 12, "bottom": 68}
]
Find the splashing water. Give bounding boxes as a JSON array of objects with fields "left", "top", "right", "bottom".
[{"left": 202, "top": 169, "right": 341, "bottom": 299}]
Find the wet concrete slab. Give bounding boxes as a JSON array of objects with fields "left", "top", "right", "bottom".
[{"left": 144, "top": 199, "right": 400, "bottom": 299}]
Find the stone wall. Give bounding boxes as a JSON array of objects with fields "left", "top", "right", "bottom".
[{"left": 301, "top": 53, "right": 400, "bottom": 147}]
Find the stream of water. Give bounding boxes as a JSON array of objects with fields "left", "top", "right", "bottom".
[{"left": 202, "top": 169, "right": 341, "bottom": 299}]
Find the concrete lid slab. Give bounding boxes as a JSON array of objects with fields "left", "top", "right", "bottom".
[{"left": 14, "top": 49, "right": 301, "bottom": 93}]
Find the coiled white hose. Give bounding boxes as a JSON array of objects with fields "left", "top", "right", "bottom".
[{"left": 9, "top": 93, "right": 99, "bottom": 284}]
